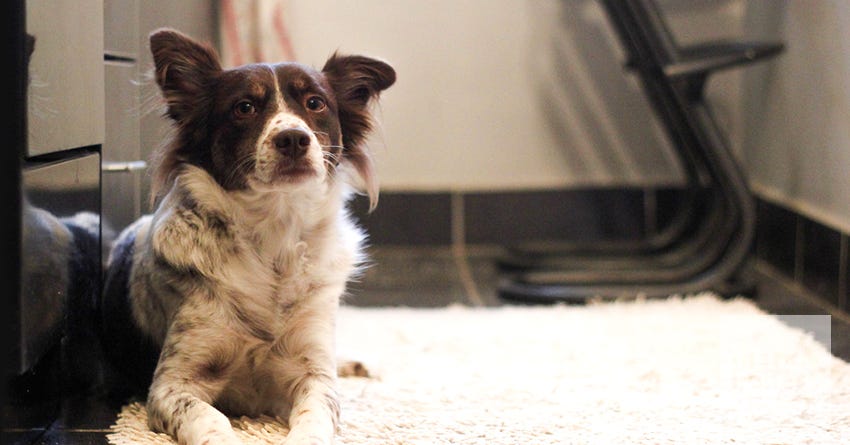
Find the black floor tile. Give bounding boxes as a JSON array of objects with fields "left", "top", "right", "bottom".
[
  {"left": 832, "top": 320, "right": 850, "bottom": 361},
  {"left": 752, "top": 261, "right": 850, "bottom": 362},
  {"left": 843, "top": 236, "right": 850, "bottom": 312},
  {"left": 347, "top": 247, "right": 468, "bottom": 307},
  {"left": 1, "top": 429, "right": 48, "bottom": 445},
  {"left": 52, "top": 394, "right": 118, "bottom": 431},
  {"left": 755, "top": 199, "right": 798, "bottom": 277},
  {"left": 465, "top": 248, "right": 504, "bottom": 307},
  {"left": 800, "top": 217, "right": 841, "bottom": 306},
  {"left": 33, "top": 430, "right": 109, "bottom": 445},
  {"left": 4, "top": 392, "right": 126, "bottom": 445},
  {"left": 1, "top": 399, "right": 58, "bottom": 432}
]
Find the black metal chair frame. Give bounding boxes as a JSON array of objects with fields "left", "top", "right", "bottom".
[{"left": 498, "top": 0, "right": 784, "bottom": 303}]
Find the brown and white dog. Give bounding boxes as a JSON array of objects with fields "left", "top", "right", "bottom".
[{"left": 99, "top": 28, "right": 394, "bottom": 445}]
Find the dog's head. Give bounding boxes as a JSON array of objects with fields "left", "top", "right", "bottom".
[{"left": 148, "top": 28, "right": 395, "bottom": 209}]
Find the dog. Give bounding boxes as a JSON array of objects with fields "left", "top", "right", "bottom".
[{"left": 99, "top": 28, "right": 395, "bottom": 445}]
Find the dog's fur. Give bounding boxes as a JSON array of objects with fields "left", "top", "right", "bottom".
[{"left": 99, "top": 28, "right": 394, "bottom": 445}]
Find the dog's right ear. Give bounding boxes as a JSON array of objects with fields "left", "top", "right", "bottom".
[{"left": 149, "top": 28, "right": 222, "bottom": 122}]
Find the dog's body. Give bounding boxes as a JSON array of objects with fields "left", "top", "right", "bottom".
[{"left": 99, "top": 28, "right": 394, "bottom": 445}]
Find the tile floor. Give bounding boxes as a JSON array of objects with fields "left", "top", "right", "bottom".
[{"left": 5, "top": 246, "right": 849, "bottom": 444}]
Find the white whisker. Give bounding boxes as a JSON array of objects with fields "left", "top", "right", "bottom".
[{"left": 223, "top": 153, "right": 256, "bottom": 187}]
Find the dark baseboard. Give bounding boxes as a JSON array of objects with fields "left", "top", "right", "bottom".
[
  {"left": 350, "top": 188, "right": 655, "bottom": 247},
  {"left": 350, "top": 192, "right": 455, "bottom": 246},
  {"left": 755, "top": 198, "right": 848, "bottom": 313},
  {"left": 351, "top": 188, "right": 849, "bottom": 315}
]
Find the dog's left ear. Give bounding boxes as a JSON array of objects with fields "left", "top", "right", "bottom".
[{"left": 322, "top": 54, "right": 396, "bottom": 210}]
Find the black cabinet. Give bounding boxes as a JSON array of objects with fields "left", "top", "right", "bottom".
[
  {"left": 2, "top": 2, "right": 216, "bottom": 442},
  {"left": 4, "top": 0, "right": 104, "bottom": 440}
]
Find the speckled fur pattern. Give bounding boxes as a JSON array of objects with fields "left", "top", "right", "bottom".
[{"left": 101, "top": 28, "right": 394, "bottom": 445}]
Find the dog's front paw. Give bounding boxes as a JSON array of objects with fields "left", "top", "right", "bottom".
[
  {"left": 195, "top": 430, "right": 246, "bottom": 445},
  {"left": 337, "top": 359, "right": 369, "bottom": 378},
  {"left": 282, "top": 429, "right": 331, "bottom": 445}
]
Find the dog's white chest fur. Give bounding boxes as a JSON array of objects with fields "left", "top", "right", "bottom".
[
  {"left": 133, "top": 166, "right": 362, "bottom": 337},
  {"left": 125, "top": 166, "right": 364, "bottom": 420}
]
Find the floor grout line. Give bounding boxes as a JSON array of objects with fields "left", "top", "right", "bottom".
[
  {"left": 450, "top": 192, "right": 484, "bottom": 307},
  {"left": 794, "top": 215, "right": 804, "bottom": 283},
  {"left": 839, "top": 234, "right": 848, "bottom": 311}
]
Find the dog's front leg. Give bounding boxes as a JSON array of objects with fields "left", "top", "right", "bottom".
[
  {"left": 284, "top": 367, "right": 339, "bottom": 445},
  {"left": 146, "top": 323, "right": 245, "bottom": 445},
  {"left": 276, "top": 304, "right": 340, "bottom": 445}
]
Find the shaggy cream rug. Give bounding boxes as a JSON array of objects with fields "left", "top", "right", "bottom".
[{"left": 108, "top": 294, "right": 850, "bottom": 444}]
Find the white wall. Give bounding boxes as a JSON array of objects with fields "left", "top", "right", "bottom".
[
  {"left": 742, "top": 1, "right": 850, "bottom": 234},
  {"left": 283, "top": 0, "right": 693, "bottom": 192},
  {"left": 139, "top": 0, "right": 850, "bottom": 238}
]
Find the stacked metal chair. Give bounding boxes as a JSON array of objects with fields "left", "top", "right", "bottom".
[{"left": 498, "top": 0, "right": 784, "bottom": 303}]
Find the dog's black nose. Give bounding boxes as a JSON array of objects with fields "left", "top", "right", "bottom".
[{"left": 273, "top": 128, "right": 311, "bottom": 158}]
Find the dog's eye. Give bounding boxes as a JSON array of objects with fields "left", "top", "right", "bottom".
[
  {"left": 305, "top": 96, "right": 326, "bottom": 112},
  {"left": 234, "top": 100, "right": 257, "bottom": 117}
]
